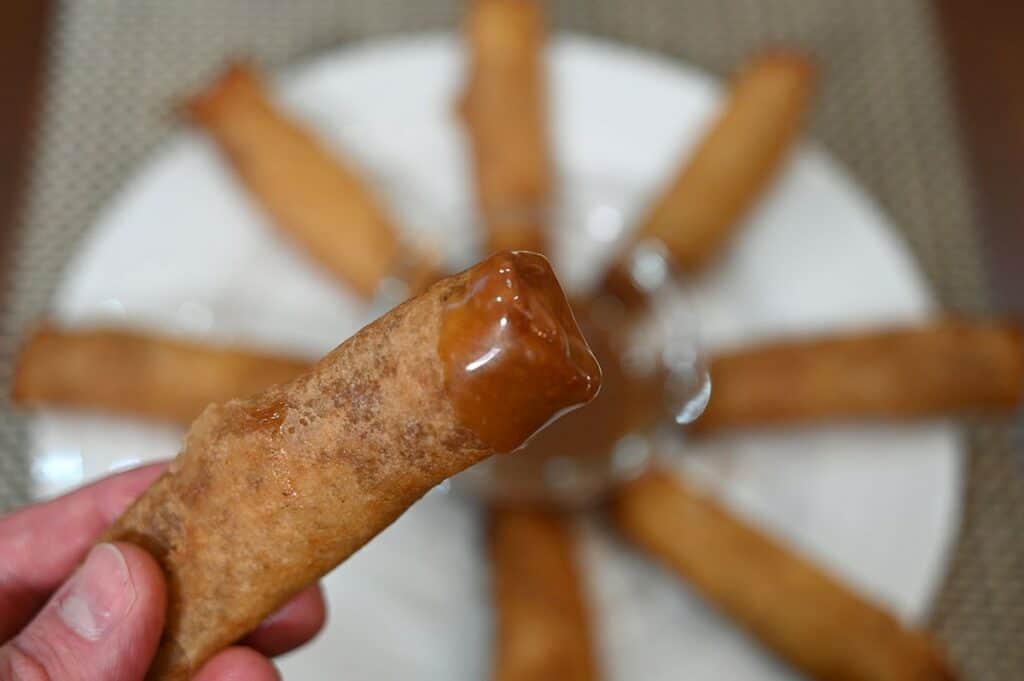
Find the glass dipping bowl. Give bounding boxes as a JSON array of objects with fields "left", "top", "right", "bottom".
[{"left": 453, "top": 175, "right": 710, "bottom": 507}]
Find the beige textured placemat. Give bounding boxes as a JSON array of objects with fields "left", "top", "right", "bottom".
[{"left": 1, "top": 1, "right": 1019, "bottom": 678}]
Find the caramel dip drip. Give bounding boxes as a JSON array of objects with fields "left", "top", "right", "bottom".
[{"left": 440, "top": 251, "right": 601, "bottom": 452}]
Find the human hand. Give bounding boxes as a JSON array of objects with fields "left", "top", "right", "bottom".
[{"left": 0, "top": 463, "right": 326, "bottom": 680}]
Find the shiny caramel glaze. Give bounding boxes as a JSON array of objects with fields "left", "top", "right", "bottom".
[{"left": 439, "top": 251, "right": 601, "bottom": 452}]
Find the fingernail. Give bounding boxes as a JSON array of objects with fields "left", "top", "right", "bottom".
[{"left": 57, "top": 543, "right": 136, "bottom": 641}]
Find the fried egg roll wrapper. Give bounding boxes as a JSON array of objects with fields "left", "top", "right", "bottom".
[
  {"left": 490, "top": 509, "right": 598, "bottom": 681},
  {"left": 11, "top": 325, "right": 313, "bottom": 424},
  {"left": 103, "top": 252, "right": 600, "bottom": 680},
  {"left": 459, "top": 0, "right": 552, "bottom": 254},
  {"left": 185, "top": 62, "right": 436, "bottom": 298},
  {"left": 600, "top": 52, "right": 814, "bottom": 302},
  {"left": 696, "top": 320, "right": 1024, "bottom": 433},
  {"left": 640, "top": 51, "right": 814, "bottom": 269},
  {"left": 610, "top": 472, "right": 956, "bottom": 681}
]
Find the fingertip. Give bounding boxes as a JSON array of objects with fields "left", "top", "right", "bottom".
[
  {"left": 111, "top": 541, "right": 167, "bottom": 621},
  {"left": 195, "top": 646, "right": 281, "bottom": 681},
  {"left": 0, "top": 542, "right": 168, "bottom": 681},
  {"left": 244, "top": 583, "right": 326, "bottom": 656}
]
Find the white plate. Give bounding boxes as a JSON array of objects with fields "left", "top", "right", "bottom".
[{"left": 28, "top": 34, "right": 961, "bottom": 680}]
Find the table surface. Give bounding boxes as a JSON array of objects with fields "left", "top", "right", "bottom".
[
  {"left": 935, "top": 1, "right": 1024, "bottom": 316},
  {"left": 0, "top": 1, "right": 53, "bottom": 313}
]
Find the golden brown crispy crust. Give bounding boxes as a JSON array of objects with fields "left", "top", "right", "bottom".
[
  {"left": 610, "top": 472, "right": 957, "bottom": 681},
  {"left": 459, "top": 0, "right": 551, "bottom": 254},
  {"left": 624, "top": 51, "right": 815, "bottom": 274},
  {"left": 11, "top": 325, "right": 312, "bottom": 424},
  {"left": 696, "top": 319, "right": 1024, "bottom": 433},
  {"left": 185, "top": 62, "right": 409, "bottom": 298},
  {"left": 103, "top": 272, "right": 493, "bottom": 680},
  {"left": 489, "top": 508, "right": 598, "bottom": 681}
]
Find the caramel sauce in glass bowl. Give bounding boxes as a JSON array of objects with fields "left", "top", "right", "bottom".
[{"left": 455, "top": 275, "right": 710, "bottom": 508}]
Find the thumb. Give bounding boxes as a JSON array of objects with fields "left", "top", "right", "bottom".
[{"left": 0, "top": 542, "right": 166, "bottom": 681}]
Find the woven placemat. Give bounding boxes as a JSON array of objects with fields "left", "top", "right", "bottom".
[{"left": 1, "top": 1, "right": 1019, "bottom": 678}]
